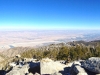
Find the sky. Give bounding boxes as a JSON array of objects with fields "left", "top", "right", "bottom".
[{"left": 0, "top": 0, "right": 100, "bottom": 30}]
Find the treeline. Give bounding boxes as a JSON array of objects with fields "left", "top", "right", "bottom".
[{"left": 21, "top": 43, "right": 100, "bottom": 61}]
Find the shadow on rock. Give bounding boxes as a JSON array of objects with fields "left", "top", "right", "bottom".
[
  {"left": 0, "top": 70, "right": 6, "bottom": 75},
  {"left": 28, "top": 64, "right": 40, "bottom": 74},
  {"left": 84, "top": 68, "right": 97, "bottom": 75},
  {"left": 28, "top": 61, "right": 40, "bottom": 68},
  {"left": 59, "top": 67, "right": 71, "bottom": 75}
]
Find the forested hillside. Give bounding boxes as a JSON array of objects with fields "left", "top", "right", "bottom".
[{"left": 21, "top": 40, "right": 100, "bottom": 61}]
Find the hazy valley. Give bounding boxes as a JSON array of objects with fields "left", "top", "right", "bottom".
[{"left": 0, "top": 30, "right": 100, "bottom": 51}]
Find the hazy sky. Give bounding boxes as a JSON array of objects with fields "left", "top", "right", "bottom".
[{"left": 0, "top": 0, "right": 100, "bottom": 30}]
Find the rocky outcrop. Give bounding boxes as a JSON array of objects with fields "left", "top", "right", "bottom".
[
  {"left": 82, "top": 57, "right": 100, "bottom": 74},
  {"left": 3, "top": 57, "right": 100, "bottom": 75}
]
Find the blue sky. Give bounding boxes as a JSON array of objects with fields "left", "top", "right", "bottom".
[{"left": 0, "top": 0, "right": 100, "bottom": 30}]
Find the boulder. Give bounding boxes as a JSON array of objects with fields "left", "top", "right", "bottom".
[
  {"left": 40, "top": 58, "right": 65, "bottom": 74},
  {"left": 6, "top": 64, "right": 29, "bottom": 75},
  {"left": 82, "top": 57, "right": 100, "bottom": 73}
]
